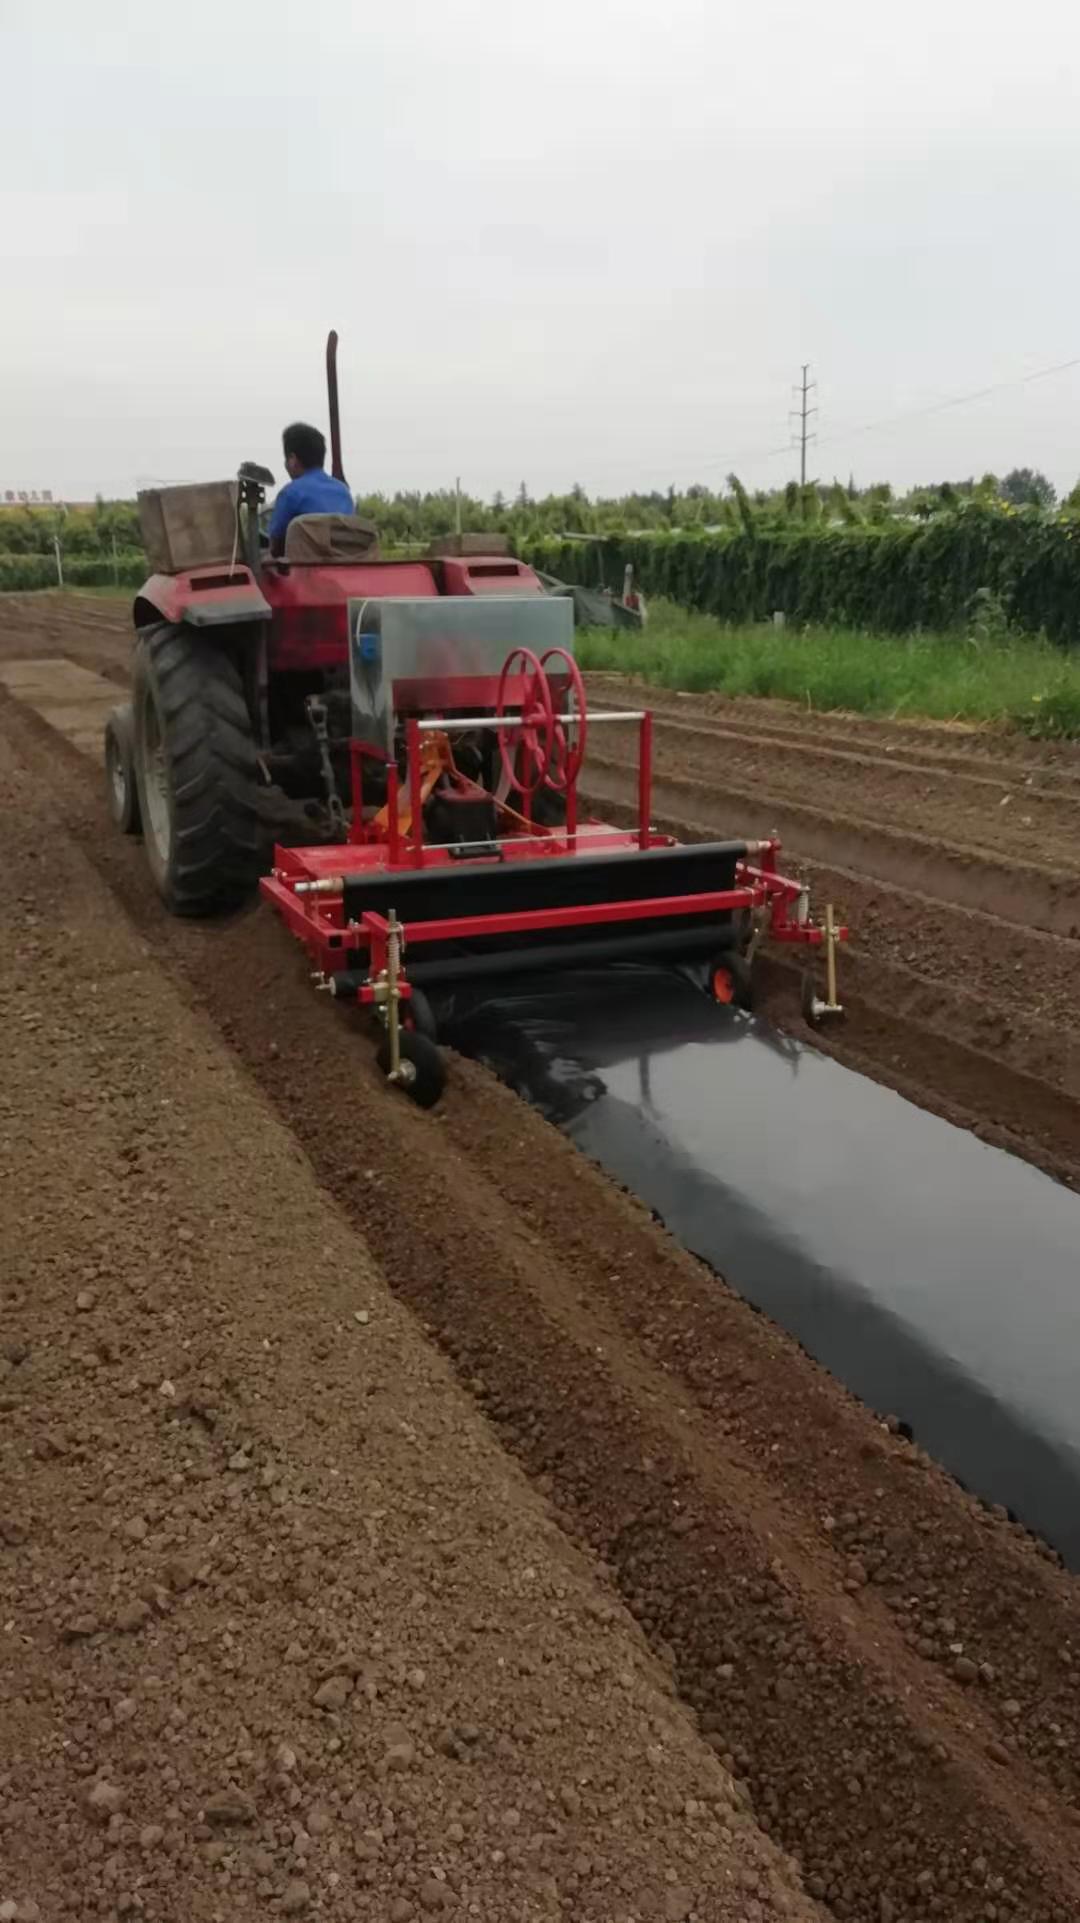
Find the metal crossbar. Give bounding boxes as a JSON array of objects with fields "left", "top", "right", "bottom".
[{"left": 416, "top": 710, "right": 644, "bottom": 731}]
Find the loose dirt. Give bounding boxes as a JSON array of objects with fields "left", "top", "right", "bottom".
[
  {"left": 4, "top": 594, "right": 1080, "bottom": 1923},
  {"left": 0, "top": 728, "right": 811, "bottom": 1922}
]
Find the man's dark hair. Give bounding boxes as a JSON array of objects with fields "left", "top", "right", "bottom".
[{"left": 282, "top": 421, "right": 327, "bottom": 471}]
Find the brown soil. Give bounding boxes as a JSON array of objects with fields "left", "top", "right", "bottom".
[
  {"left": 3, "top": 595, "right": 1080, "bottom": 1923},
  {"left": 0, "top": 594, "right": 132, "bottom": 689},
  {"left": 0, "top": 693, "right": 811, "bottom": 1921}
]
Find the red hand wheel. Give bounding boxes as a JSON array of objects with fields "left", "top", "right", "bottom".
[
  {"left": 539, "top": 646, "right": 588, "bottom": 792},
  {"left": 495, "top": 647, "right": 556, "bottom": 795}
]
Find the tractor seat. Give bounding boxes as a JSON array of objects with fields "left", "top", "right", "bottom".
[{"left": 283, "top": 514, "right": 379, "bottom": 563}]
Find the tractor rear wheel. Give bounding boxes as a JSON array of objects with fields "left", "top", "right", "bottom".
[
  {"left": 132, "top": 622, "right": 261, "bottom": 916},
  {"left": 104, "top": 703, "right": 141, "bottom": 835}
]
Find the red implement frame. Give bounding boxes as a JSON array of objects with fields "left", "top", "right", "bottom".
[{"left": 260, "top": 693, "right": 846, "bottom": 1006}]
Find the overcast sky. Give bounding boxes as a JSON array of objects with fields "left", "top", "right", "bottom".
[{"left": 3, "top": 0, "right": 1079, "bottom": 503}]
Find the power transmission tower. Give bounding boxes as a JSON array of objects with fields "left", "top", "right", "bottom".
[{"left": 790, "top": 364, "right": 818, "bottom": 486}]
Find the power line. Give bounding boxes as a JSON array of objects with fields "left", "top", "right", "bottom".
[
  {"left": 585, "top": 350, "right": 1080, "bottom": 485},
  {"left": 709, "top": 352, "right": 1080, "bottom": 477},
  {"left": 408, "top": 351, "right": 1080, "bottom": 499},
  {"left": 812, "top": 354, "right": 1080, "bottom": 459}
]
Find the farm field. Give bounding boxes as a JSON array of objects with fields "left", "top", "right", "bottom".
[{"left": 3, "top": 591, "right": 1080, "bottom": 1923}]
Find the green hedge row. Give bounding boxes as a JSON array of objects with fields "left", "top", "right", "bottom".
[
  {"left": 521, "top": 505, "right": 1080, "bottom": 645},
  {"left": 7, "top": 504, "right": 1080, "bottom": 644},
  {"left": 0, "top": 553, "right": 146, "bottom": 592}
]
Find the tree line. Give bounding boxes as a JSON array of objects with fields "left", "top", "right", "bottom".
[{"left": 0, "top": 467, "right": 1071, "bottom": 563}]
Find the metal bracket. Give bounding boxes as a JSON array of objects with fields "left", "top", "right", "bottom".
[
  {"left": 381, "top": 911, "right": 416, "bottom": 1089},
  {"left": 803, "top": 902, "right": 844, "bottom": 1024},
  {"left": 305, "top": 694, "right": 347, "bottom": 834}
]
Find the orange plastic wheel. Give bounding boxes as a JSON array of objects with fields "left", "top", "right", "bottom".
[
  {"left": 710, "top": 950, "right": 754, "bottom": 1012},
  {"left": 712, "top": 963, "right": 737, "bottom": 1005}
]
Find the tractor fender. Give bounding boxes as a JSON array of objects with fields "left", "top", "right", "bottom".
[{"left": 133, "top": 568, "right": 272, "bottom": 632}]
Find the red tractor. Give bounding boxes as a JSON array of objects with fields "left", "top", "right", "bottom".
[
  {"left": 107, "top": 333, "right": 844, "bottom": 1104},
  {"left": 105, "top": 332, "right": 553, "bottom": 918}
]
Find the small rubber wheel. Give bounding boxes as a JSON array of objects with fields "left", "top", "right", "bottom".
[
  {"left": 403, "top": 985, "right": 438, "bottom": 1042},
  {"left": 801, "top": 969, "right": 821, "bottom": 1026},
  {"left": 104, "top": 704, "right": 141, "bottom": 834},
  {"left": 710, "top": 949, "right": 754, "bottom": 1012},
  {"left": 376, "top": 1029, "right": 446, "bottom": 1108}
]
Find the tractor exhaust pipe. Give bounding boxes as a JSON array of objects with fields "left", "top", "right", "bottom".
[{"left": 326, "top": 329, "right": 345, "bottom": 482}]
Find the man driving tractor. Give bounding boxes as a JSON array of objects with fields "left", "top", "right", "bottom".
[{"left": 268, "top": 422, "right": 354, "bottom": 553}]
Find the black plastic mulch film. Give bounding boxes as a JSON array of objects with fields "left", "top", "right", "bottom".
[{"left": 437, "top": 964, "right": 1080, "bottom": 1569}]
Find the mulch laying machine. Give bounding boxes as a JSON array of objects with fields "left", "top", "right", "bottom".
[
  {"left": 113, "top": 332, "right": 844, "bottom": 1108},
  {"left": 261, "top": 593, "right": 845, "bottom": 1106}
]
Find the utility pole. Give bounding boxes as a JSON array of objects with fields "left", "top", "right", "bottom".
[
  {"left": 53, "top": 504, "right": 66, "bottom": 588},
  {"left": 790, "top": 364, "right": 818, "bottom": 486},
  {"left": 454, "top": 476, "right": 462, "bottom": 537}
]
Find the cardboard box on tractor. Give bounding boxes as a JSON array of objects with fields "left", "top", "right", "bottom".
[{"left": 137, "top": 481, "right": 239, "bottom": 576}]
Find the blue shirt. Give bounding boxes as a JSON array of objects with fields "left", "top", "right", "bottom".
[{"left": 269, "top": 467, "right": 355, "bottom": 544}]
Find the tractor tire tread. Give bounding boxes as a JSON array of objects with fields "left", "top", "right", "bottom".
[{"left": 134, "top": 621, "right": 261, "bottom": 916}]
